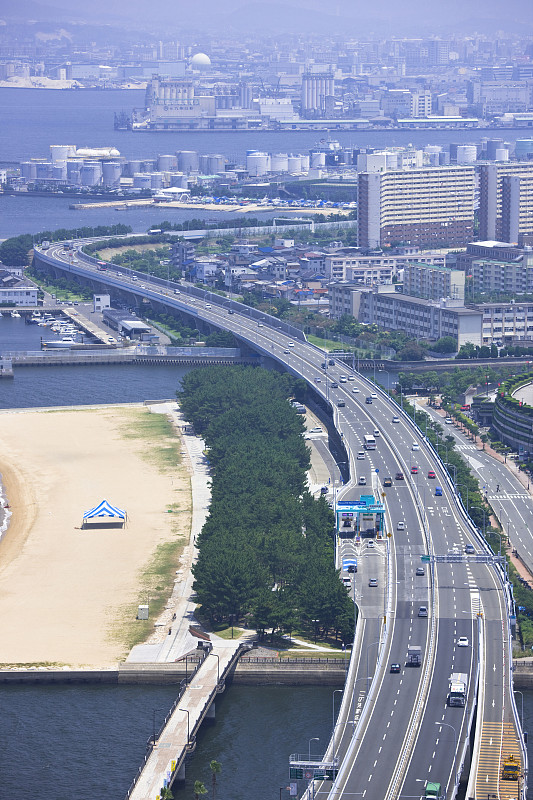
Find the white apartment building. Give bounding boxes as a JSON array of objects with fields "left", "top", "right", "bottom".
[
  {"left": 0, "top": 285, "right": 38, "bottom": 306},
  {"left": 479, "top": 302, "right": 533, "bottom": 344},
  {"left": 471, "top": 250, "right": 533, "bottom": 295},
  {"left": 403, "top": 263, "right": 465, "bottom": 301},
  {"left": 323, "top": 250, "right": 446, "bottom": 282}
]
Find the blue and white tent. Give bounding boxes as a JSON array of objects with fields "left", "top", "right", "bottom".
[{"left": 83, "top": 499, "right": 127, "bottom": 526}]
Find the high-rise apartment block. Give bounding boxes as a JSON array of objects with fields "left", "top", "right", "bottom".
[
  {"left": 478, "top": 162, "right": 533, "bottom": 243},
  {"left": 357, "top": 166, "right": 475, "bottom": 248}
]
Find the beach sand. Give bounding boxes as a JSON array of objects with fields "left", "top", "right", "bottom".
[{"left": 0, "top": 405, "right": 191, "bottom": 668}]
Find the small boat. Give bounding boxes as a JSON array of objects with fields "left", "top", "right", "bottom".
[
  {"left": 10, "top": 310, "right": 21, "bottom": 318},
  {"left": 41, "top": 339, "right": 75, "bottom": 349}
]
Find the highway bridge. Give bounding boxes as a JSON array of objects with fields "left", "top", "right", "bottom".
[{"left": 33, "top": 240, "right": 528, "bottom": 800}]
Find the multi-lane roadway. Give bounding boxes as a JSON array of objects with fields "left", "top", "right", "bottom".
[{"left": 33, "top": 242, "right": 526, "bottom": 800}]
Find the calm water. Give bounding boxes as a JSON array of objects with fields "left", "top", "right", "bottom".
[{"left": 0, "top": 86, "right": 529, "bottom": 239}]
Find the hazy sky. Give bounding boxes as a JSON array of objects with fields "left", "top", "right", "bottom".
[{"left": 6, "top": 0, "right": 533, "bottom": 36}]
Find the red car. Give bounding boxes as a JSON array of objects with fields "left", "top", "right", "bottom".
[
  {"left": 428, "top": 470, "right": 436, "bottom": 479},
  {"left": 411, "top": 466, "right": 418, "bottom": 475}
]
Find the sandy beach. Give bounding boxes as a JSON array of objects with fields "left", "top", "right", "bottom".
[{"left": 0, "top": 404, "right": 191, "bottom": 668}]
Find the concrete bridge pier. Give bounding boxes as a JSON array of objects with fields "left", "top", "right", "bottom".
[{"left": 206, "top": 702, "right": 216, "bottom": 720}]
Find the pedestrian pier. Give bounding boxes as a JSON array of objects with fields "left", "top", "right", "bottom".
[{"left": 126, "top": 639, "right": 253, "bottom": 800}]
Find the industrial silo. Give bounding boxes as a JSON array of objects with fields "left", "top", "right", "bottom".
[
  {"left": 36, "top": 162, "right": 53, "bottom": 180},
  {"left": 170, "top": 173, "right": 188, "bottom": 188},
  {"left": 127, "top": 160, "right": 142, "bottom": 177},
  {"left": 246, "top": 152, "right": 269, "bottom": 176},
  {"left": 21, "top": 162, "right": 37, "bottom": 180},
  {"left": 495, "top": 148, "right": 509, "bottom": 161},
  {"left": 178, "top": 151, "right": 199, "bottom": 173},
  {"left": 80, "top": 162, "right": 102, "bottom": 186},
  {"left": 50, "top": 145, "right": 76, "bottom": 162},
  {"left": 143, "top": 159, "right": 156, "bottom": 172},
  {"left": 456, "top": 145, "right": 477, "bottom": 164},
  {"left": 158, "top": 154, "right": 177, "bottom": 171},
  {"left": 207, "top": 155, "right": 225, "bottom": 174},
  {"left": 102, "top": 161, "right": 123, "bottom": 187},
  {"left": 299, "top": 154, "right": 310, "bottom": 172},
  {"left": 133, "top": 173, "right": 152, "bottom": 189},
  {"left": 310, "top": 151, "right": 326, "bottom": 168},
  {"left": 198, "top": 155, "right": 210, "bottom": 173},
  {"left": 53, "top": 162, "right": 67, "bottom": 181},
  {"left": 288, "top": 155, "right": 302, "bottom": 172},
  {"left": 271, "top": 153, "right": 289, "bottom": 172},
  {"left": 515, "top": 139, "right": 533, "bottom": 160}
]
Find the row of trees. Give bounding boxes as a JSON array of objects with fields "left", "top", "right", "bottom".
[
  {"left": 0, "top": 225, "right": 132, "bottom": 266},
  {"left": 178, "top": 365, "right": 354, "bottom": 643},
  {"left": 458, "top": 341, "right": 533, "bottom": 359},
  {"left": 397, "top": 365, "right": 516, "bottom": 403}
]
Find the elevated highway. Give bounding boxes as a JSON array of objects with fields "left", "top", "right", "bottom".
[{"left": 33, "top": 241, "right": 527, "bottom": 800}]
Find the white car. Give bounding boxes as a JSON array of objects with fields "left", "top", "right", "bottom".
[
  {"left": 392, "top": 416, "right": 400, "bottom": 423},
  {"left": 358, "top": 476, "right": 367, "bottom": 485},
  {"left": 347, "top": 375, "right": 355, "bottom": 381},
  {"left": 397, "top": 521, "right": 405, "bottom": 531},
  {"left": 357, "top": 451, "right": 365, "bottom": 460},
  {"left": 288, "top": 342, "right": 294, "bottom": 347},
  {"left": 445, "top": 418, "right": 453, "bottom": 424},
  {"left": 352, "top": 387, "right": 360, "bottom": 394},
  {"left": 371, "top": 392, "right": 378, "bottom": 399},
  {"left": 412, "top": 443, "right": 420, "bottom": 451},
  {"left": 457, "top": 636, "right": 469, "bottom": 647},
  {"left": 309, "top": 426, "right": 322, "bottom": 434},
  {"left": 206, "top": 303, "right": 212, "bottom": 309}
]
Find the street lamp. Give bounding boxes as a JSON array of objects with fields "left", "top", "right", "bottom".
[
  {"left": 435, "top": 721, "right": 458, "bottom": 785},
  {"left": 455, "top": 482, "right": 470, "bottom": 512},
  {"left": 308, "top": 737, "right": 319, "bottom": 762},
  {"left": 179, "top": 707, "right": 190, "bottom": 746},
  {"left": 445, "top": 462, "right": 457, "bottom": 483}
]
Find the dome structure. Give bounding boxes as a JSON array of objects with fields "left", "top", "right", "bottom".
[{"left": 190, "top": 52, "right": 211, "bottom": 69}]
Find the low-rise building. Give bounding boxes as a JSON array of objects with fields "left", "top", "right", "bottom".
[
  {"left": 403, "top": 262, "right": 465, "bottom": 301},
  {"left": 0, "top": 281, "right": 38, "bottom": 307}
]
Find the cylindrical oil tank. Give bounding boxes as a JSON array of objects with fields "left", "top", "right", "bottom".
[
  {"left": 246, "top": 152, "right": 269, "bottom": 176},
  {"left": 170, "top": 173, "right": 188, "bottom": 188},
  {"left": 299, "top": 154, "right": 310, "bottom": 171},
  {"left": 36, "top": 162, "right": 53, "bottom": 180},
  {"left": 456, "top": 145, "right": 477, "bottom": 164},
  {"left": 66, "top": 159, "right": 82, "bottom": 177},
  {"left": 198, "top": 155, "right": 210, "bottom": 173},
  {"left": 50, "top": 145, "right": 76, "bottom": 162},
  {"left": 271, "top": 153, "right": 289, "bottom": 172},
  {"left": 150, "top": 172, "right": 163, "bottom": 189},
  {"left": 288, "top": 155, "right": 302, "bottom": 172},
  {"left": 133, "top": 173, "right": 152, "bottom": 189},
  {"left": 21, "top": 161, "right": 37, "bottom": 180},
  {"left": 80, "top": 163, "right": 102, "bottom": 186},
  {"left": 53, "top": 162, "right": 67, "bottom": 181},
  {"left": 495, "top": 148, "right": 509, "bottom": 161},
  {"left": 178, "top": 150, "right": 199, "bottom": 173},
  {"left": 102, "top": 161, "right": 123, "bottom": 186},
  {"left": 207, "top": 154, "right": 225, "bottom": 174},
  {"left": 515, "top": 139, "right": 533, "bottom": 160},
  {"left": 486, "top": 138, "right": 504, "bottom": 160},
  {"left": 158, "top": 154, "right": 176, "bottom": 171},
  {"left": 310, "top": 151, "right": 326, "bottom": 168},
  {"left": 127, "top": 160, "right": 142, "bottom": 177},
  {"left": 143, "top": 159, "right": 156, "bottom": 172}
]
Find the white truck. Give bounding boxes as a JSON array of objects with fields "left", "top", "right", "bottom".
[
  {"left": 447, "top": 673, "right": 468, "bottom": 707},
  {"left": 407, "top": 645, "right": 422, "bottom": 667}
]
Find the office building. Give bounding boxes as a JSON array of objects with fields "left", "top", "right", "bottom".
[{"left": 357, "top": 166, "right": 475, "bottom": 248}]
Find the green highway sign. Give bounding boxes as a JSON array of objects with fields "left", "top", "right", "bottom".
[{"left": 421, "top": 555, "right": 431, "bottom": 562}]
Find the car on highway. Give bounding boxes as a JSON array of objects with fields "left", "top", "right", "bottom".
[
  {"left": 392, "top": 416, "right": 400, "bottom": 423},
  {"left": 435, "top": 486, "right": 443, "bottom": 496},
  {"left": 397, "top": 521, "right": 405, "bottom": 531},
  {"left": 347, "top": 375, "right": 355, "bottom": 381},
  {"left": 337, "top": 400, "right": 345, "bottom": 407},
  {"left": 205, "top": 303, "right": 212, "bottom": 309},
  {"left": 367, "top": 540, "right": 375, "bottom": 548},
  {"left": 342, "top": 577, "right": 351, "bottom": 588},
  {"left": 412, "top": 442, "right": 420, "bottom": 451},
  {"left": 331, "top": 382, "right": 338, "bottom": 388},
  {"left": 288, "top": 342, "right": 294, "bottom": 347},
  {"left": 352, "top": 387, "right": 360, "bottom": 393},
  {"left": 368, "top": 578, "right": 378, "bottom": 587},
  {"left": 395, "top": 471, "right": 404, "bottom": 480},
  {"left": 328, "top": 359, "right": 335, "bottom": 366},
  {"left": 315, "top": 377, "right": 321, "bottom": 382},
  {"left": 365, "top": 396, "right": 373, "bottom": 404},
  {"left": 416, "top": 566, "right": 425, "bottom": 576},
  {"left": 357, "top": 451, "right": 365, "bottom": 460},
  {"left": 358, "top": 476, "right": 367, "bottom": 485},
  {"left": 428, "top": 470, "right": 436, "bottom": 479},
  {"left": 371, "top": 392, "right": 377, "bottom": 399},
  {"left": 465, "top": 543, "right": 475, "bottom": 554},
  {"left": 411, "top": 466, "right": 418, "bottom": 474},
  {"left": 257, "top": 322, "right": 263, "bottom": 327},
  {"left": 418, "top": 606, "right": 428, "bottom": 617},
  {"left": 228, "top": 309, "right": 234, "bottom": 314},
  {"left": 457, "top": 636, "right": 469, "bottom": 647},
  {"left": 384, "top": 477, "right": 393, "bottom": 487},
  {"left": 445, "top": 417, "right": 453, "bottom": 424},
  {"left": 320, "top": 486, "right": 329, "bottom": 494},
  {"left": 309, "top": 426, "right": 322, "bottom": 433},
  {"left": 390, "top": 663, "right": 401, "bottom": 673}
]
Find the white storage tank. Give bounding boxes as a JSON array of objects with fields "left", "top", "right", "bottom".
[
  {"left": 36, "top": 162, "right": 53, "bottom": 180},
  {"left": 310, "top": 151, "right": 326, "bottom": 168},
  {"left": 299, "top": 154, "right": 310, "bottom": 172},
  {"left": 127, "top": 160, "right": 142, "bottom": 177},
  {"left": 53, "top": 162, "right": 67, "bottom": 181},
  {"left": 198, "top": 154, "right": 210, "bottom": 173},
  {"left": 288, "top": 155, "right": 302, "bottom": 172},
  {"left": 495, "top": 148, "right": 509, "bottom": 161},
  {"left": 207, "top": 154, "right": 225, "bottom": 174},
  {"left": 80, "top": 163, "right": 102, "bottom": 186},
  {"left": 143, "top": 159, "right": 156, "bottom": 172},
  {"left": 21, "top": 162, "right": 37, "bottom": 180},
  {"left": 178, "top": 150, "right": 199, "bottom": 173},
  {"left": 170, "top": 173, "right": 188, "bottom": 188},
  {"left": 158, "top": 154, "right": 176, "bottom": 171},
  {"left": 102, "top": 161, "right": 122, "bottom": 187},
  {"left": 247, "top": 152, "right": 269, "bottom": 176},
  {"left": 133, "top": 173, "right": 152, "bottom": 189},
  {"left": 150, "top": 172, "right": 163, "bottom": 189},
  {"left": 271, "top": 153, "right": 289, "bottom": 172},
  {"left": 456, "top": 145, "right": 477, "bottom": 164},
  {"left": 50, "top": 145, "right": 76, "bottom": 162}
]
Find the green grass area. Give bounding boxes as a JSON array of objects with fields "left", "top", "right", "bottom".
[
  {"left": 112, "top": 537, "right": 187, "bottom": 653},
  {"left": 214, "top": 627, "right": 245, "bottom": 640},
  {"left": 119, "top": 409, "right": 182, "bottom": 472}
]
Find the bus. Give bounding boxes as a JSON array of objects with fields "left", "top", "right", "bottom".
[{"left": 364, "top": 434, "right": 376, "bottom": 450}]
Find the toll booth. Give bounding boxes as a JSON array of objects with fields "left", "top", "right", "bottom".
[{"left": 336, "top": 495, "right": 385, "bottom": 540}]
